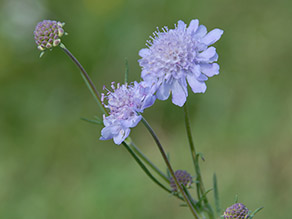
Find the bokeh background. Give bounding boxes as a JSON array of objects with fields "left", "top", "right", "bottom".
[{"left": 0, "top": 0, "right": 292, "bottom": 218}]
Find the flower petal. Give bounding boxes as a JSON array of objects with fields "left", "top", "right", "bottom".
[
  {"left": 156, "top": 82, "right": 171, "bottom": 100},
  {"left": 200, "top": 63, "right": 220, "bottom": 77},
  {"left": 201, "top": 29, "right": 223, "bottom": 46},
  {"left": 141, "top": 69, "right": 150, "bottom": 80},
  {"left": 113, "top": 128, "right": 130, "bottom": 145},
  {"left": 190, "top": 64, "right": 201, "bottom": 78},
  {"left": 197, "top": 47, "right": 217, "bottom": 62},
  {"left": 100, "top": 125, "right": 119, "bottom": 140},
  {"left": 171, "top": 79, "right": 187, "bottom": 107},
  {"left": 187, "top": 75, "right": 207, "bottom": 93},
  {"left": 177, "top": 20, "right": 187, "bottom": 31},
  {"left": 196, "top": 73, "right": 208, "bottom": 82},
  {"left": 142, "top": 95, "right": 156, "bottom": 109},
  {"left": 194, "top": 25, "right": 207, "bottom": 38},
  {"left": 187, "top": 19, "right": 199, "bottom": 34},
  {"left": 209, "top": 53, "right": 218, "bottom": 62},
  {"left": 139, "top": 48, "right": 150, "bottom": 57}
]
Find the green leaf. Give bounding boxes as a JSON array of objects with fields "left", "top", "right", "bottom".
[
  {"left": 181, "top": 184, "right": 199, "bottom": 211},
  {"left": 197, "top": 188, "right": 213, "bottom": 207},
  {"left": 196, "top": 152, "right": 205, "bottom": 161},
  {"left": 81, "top": 117, "right": 103, "bottom": 125},
  {"left": 249, "top": 207, "right": 264, "bottom": 218},
  {"left": 213, "top": 173, "right": 221, "bottom": 216},
  {"left": 234, "top": 194, "right": 239, "bottom": 203},
  {"left": 122, "top": 141, "right": 173, "bottom": 195},
  {"left": 124, "top": 58, "right": 129, "bottom": 84}
]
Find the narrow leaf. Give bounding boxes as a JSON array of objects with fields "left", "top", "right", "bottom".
[
  {"left": 196, "top": 152, "right": 205, "bottom": 161},
  {"left": 249, "top": 207, "right": 264, "bottom": 218},
  {"left": 124, "top": 58, "right": 129, "bottom": 84},
  {"left": 197, "top": 188, "right": 213, "bottom": 206},
  {"left": 234, "top": 194, "right": 239, "bottom": 203},
  {"left": 181, "top": 184, "right": 199, "bottom": 211},
  {"left": 81, "top": 117, "right": 103, "bottom": 125},
  {"left": 213, "top": 173, "right": 221, "bottom": 216},
  {"left": 122, "top": 141, "right": 172, "bottom": 195}
]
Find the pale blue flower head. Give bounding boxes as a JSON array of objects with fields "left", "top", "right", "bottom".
[
  {"left": 100, "top": 81, "right": 156, "bottom": 145},
  {"left": 138, "top": 19, "right": 223, "bottom": 106}
]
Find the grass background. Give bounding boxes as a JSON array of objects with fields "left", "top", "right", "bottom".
[{"left": 0, "top": 0, "right": 292, "bottom": 218}]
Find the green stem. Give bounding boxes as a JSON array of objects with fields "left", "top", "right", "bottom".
[
  {"left": 122, "top": 141, "right": 180, "bottom": 198},
  {"left": 183, "top": 103, "right": 214, "bottom": 218},
  {"left": 183, "top": 104, "right": 200, "bottom": 198},
  {"left": 141, "top": 116, "right": 200, "bottom": 219},
  {"left": 59, "top": 43, "right": 107, "bottom": 115},
  {"left": 127, "top": 139, "right": 169, "bottom": 184}
]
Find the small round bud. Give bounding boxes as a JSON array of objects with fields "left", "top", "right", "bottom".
[
  {"left": 169, "top": 170, "right": 193, "bottom": 192},
  {"left": 224, "top": 203, "right": 250, "bottom": 219},
  {"left": 34, "top": 20, "right": 65, "bottom": 51}
]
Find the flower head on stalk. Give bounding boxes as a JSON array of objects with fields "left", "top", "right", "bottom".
[
  {"left": 169, "top": 170, "right": 193, "bottom": 192},
  {"left": 34, "top": 20, "right": 65, "bottom": 52},
  {"left": 223, "top": 203, "right": 250, "bottom": 219},
  {"left": 138, "top": 19, "right": 223, "bottom": 106},
  {"left": 100, "top": 81, "right": 156, "bottom": 145}
]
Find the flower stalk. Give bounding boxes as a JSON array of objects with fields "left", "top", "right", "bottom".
[
  {"left": 122, "top": 141, "right": 172, "bottom": 195},
  {"left": 141, "top": 116, "right": 200, "bottom": 219},
  {"left": 184, "top": 103, "right": 214, "bottom": 218},
  {"left": 126, "top": 138, "right": 170, "bottom": 184},
  {"left": 59, "top": 43, "right": 107, "bottom": 115}
]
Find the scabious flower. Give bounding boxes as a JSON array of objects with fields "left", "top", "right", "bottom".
[
  {"left": 100, "top": 81, "right": 156, "bottom": 145},
  {"left": 34, "top": 20, "right": 65, "bottom": 51},
  {"left": 138, "top": 19, "right": 223, "bottom": 106},
  {"left": 223, "top": 203, "right": 250, "bottom": 219},
  {"left": 169, "top": 170, "right": 193, "bottom": 192}
]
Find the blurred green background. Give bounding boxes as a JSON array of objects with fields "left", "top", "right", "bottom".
[{"left": 0, "top": 0, "right": 292, "bottom": 218}]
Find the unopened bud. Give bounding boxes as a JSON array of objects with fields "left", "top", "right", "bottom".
[
  {"left": 34, "top": 20, "right": 65, "bottom": 51},
  {"left": 224, "top": 203, "right": 250, "bottom": 219},
  {"left": 169, "top": 170, "right": 193, "bottom": 192}
]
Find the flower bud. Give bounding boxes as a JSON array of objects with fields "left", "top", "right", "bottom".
[
  {"left": 223, "top": 203, "right": 250, "bottom": 219},
  {"left": 169, "top": 170, "right": 193, "bottom": 192},
  {"left": 34, "top": 20, "right": 65, "bottom": 51}
]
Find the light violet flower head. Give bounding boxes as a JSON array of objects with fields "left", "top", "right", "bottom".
[
  {"left": 138, "top": 19, "right": 223, "bottom": 106},
  {"left": 100, "top": 81, "right": 156, "bottom": 145}
]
